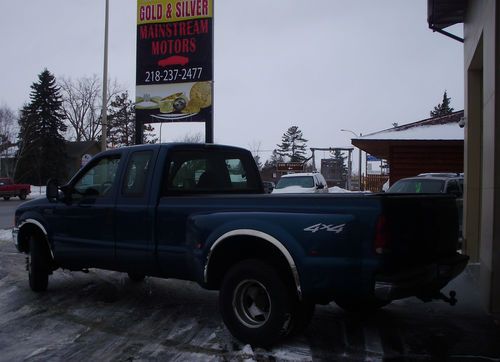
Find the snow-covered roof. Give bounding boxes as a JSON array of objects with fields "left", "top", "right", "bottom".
[
  {"left": 356, "top": 110, "right": 464, "bottom": 141},
  {"left": 359, "top": 123, "right": 464, "bottom": 140}
]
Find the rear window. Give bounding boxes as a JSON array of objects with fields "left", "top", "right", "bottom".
[
  {"left": 162, "top": 150, "right": 262, "bottom": 195},
  {"left": 276, "top": 176, "right": 315, "bottom": 189},
  {"left": 388, "top": 179, "right": 445, "bottom": 193}
]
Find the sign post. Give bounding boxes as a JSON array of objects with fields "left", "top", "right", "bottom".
[{"left": 136, "top": 0, "right": 214, "bottom": 143}]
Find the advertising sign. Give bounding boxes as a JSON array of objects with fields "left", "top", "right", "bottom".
[
  {"left": 276, "top": 162, "right": 304, "bottom": 172},
  {"left": 136, "top": 0, "right": 213, "bottom": 126}
]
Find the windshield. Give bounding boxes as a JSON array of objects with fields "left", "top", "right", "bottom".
[
  {"left": 387, "top": 179, "right": 445, "bottom": 193},
  {"left": 276, "top": 176, "right": 314, "bottom": 189}
]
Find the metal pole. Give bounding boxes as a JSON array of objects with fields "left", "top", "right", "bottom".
[
  {"left": 341, "top": 129, "right": 362, "bottom": 190},
  {"left": 101, "top": 0, "right": 109, "bottom": 152},
  {"left": 358, "top": 136, "right": 363, "bottom": 191}
]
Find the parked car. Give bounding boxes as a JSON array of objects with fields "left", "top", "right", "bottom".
[
  {"left": 0, "top": 177, "right": 31, "bottom": 201},
  {"left": 272, "top": 172, "right": 329, "bottom": 194},
  {"left": 387, "top": 173, "right": 464, "bottom": 238},
  {"left": 13, "top": 144, "right": 467, "bottom": 347},
  {"left": 387, "top": 173, "right": 463, "bottom": 195}
]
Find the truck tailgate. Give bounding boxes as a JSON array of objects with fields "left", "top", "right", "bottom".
[{"left": 381, "top": 193, "right": 460, "bottom": 270}]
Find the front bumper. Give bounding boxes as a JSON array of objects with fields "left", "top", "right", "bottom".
[
  {"left": 374, "top": 253, "right": 469, "bottom": 301},
  {"left": 12, "top": 227, "right": 19, "bottom": 250}
]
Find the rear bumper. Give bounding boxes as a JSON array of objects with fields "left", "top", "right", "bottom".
[{"left": 374, "top": 253, "right": 469, "bottom": 301}]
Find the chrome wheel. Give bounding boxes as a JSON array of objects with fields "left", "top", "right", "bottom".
[{"left": 233, "top": 279, "right": 271, "bottom": 328}]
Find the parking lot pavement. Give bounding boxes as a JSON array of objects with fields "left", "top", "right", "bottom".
[{"left": 1, "top": 237, "right": 500, "bottom": 361}]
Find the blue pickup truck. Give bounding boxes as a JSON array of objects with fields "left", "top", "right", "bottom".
[{"left": 13, "top": 143, "right": 468, "bottom": 347}]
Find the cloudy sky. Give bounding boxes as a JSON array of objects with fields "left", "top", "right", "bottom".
[{"left": 0, "top": 1, "right": 463, "bottom": 164}]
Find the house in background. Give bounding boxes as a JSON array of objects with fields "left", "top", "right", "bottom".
[
  {"left": 352, "top": 110, "right": 464, "bottom": 187},
  {"left": 64, "top": 141, "right": 101, "bottom": 181}
]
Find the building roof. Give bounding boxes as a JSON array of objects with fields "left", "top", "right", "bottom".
[
  {"left": 358, "top": 110, "right": 464, "bottom": 141},
  {"left": 352, "top": 110, "right": 464, "bottom": 159}
]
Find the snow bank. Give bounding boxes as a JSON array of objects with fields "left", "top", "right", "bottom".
[
  {"left": 329, "top": 186, "right": 351, "bottom": 193},
  {"left": 0, "top": 229, "right": 12, "bottom": 242}
]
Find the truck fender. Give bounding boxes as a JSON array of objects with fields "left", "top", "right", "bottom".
[
  {"left": 17, "top": 218, "right": 54, "bottom": 259},
  {"left": 204, "top": 228, "right": 302, "bottom": 299}
]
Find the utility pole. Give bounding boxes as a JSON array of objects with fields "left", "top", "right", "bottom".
[
  {"left": 100, "top": 0, "right": 109, "bottom": 152},
  {"left": 341, "top": 129, "right": 363, "bottom": 191}
]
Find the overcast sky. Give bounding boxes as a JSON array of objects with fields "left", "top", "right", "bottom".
[{"left": 0, "top": 1, "right": 464, "bottom": 164}]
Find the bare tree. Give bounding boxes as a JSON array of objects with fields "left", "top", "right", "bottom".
[
  {"left": 248, "top": 140, "right": 263, "bottom": 170},
  {"left": 174, "top": 132, "right": 204, "bottom": 143},
  {"left": 0, "top": 104, "right": 17, "bottom": 177},
  {"left": 60, "top": 75, "right": 123, "bottom": 142},
  {"left": 0, "top": 104, "right": 16, "bottom": 151}
]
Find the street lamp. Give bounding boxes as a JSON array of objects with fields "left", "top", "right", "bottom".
[
  {"left": 341, "top": 129, "right": 363, "bottom": 191},
  {"left": 100, "top": 0, "right": 109, "bottom": 151}
]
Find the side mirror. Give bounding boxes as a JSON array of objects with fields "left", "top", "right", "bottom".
[
  {"left": 316, "top": 184, "right": 324, "bottom": 190},
  {"left": 46, "top": 179, "right": 60, "bottom": 202}
]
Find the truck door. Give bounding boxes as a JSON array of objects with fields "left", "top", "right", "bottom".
[
  {"left": 114, "top": 150, "right": 157, "bottom": 274},
  {"left": 51, "top": 154, "right": 121, "bottom": 270}
]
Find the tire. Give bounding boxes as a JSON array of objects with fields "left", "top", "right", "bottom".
[
  {"left": 288, "top": 300, "right": 315, "bottom": 336},
  {"left": 127, "top": 272, "right": 145, "bottom": 282},
  {"left": 28, "top": 236, "right": 50, "bottom": 292},
  {"left": 334, "top": 296, "right": 390, "bottom": 314},
  {"left": 219, "top": 259, "right": 294, "bottom": 347},
  {"left": 3, "top": 196, "right": 10, "bottom": 201},
  {"left": 19, "top": 191, "right": 27, "bottom": 200}
]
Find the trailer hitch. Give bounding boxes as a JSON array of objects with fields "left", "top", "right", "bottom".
[
  {"left": 438, "top": 290, "right": 457, "bottom": 306},
  {"left": 418, "top": 290, "right": 457, "bottom": 306}
]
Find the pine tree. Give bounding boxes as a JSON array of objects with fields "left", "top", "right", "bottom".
[
  {"left": 430, "top": 91, "right": 454, "bottom": 117},
  {"left": 332, "top": 149, "right": 348, "bottom": 179},
  {"left": 276, "top": 126, "right": 308, "bottom": 162},
  {"left": 15, "top": 69, "right": 67, "bottom": 185},
  {"left": 107, "top": 91, "right": 157, "bottom": 147}
]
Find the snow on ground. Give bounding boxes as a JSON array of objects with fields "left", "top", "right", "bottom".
[{"left": 0, "top": 228, "right": 12, "bottom": 242}]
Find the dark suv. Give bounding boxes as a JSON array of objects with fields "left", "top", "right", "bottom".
[{"left": 387, "top": 173, "right": 464, "bottom": 238}]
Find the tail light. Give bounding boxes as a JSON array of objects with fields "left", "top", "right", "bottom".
[{"left": 374, "top": 214, "right": 390, "bottom": 254}]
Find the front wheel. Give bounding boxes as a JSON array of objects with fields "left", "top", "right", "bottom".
[
  {"left": 3, "top": 196, "right": 10, "bottom": 201},
  {"left": 219, "top": 259, "right": 294, "bottom": 347},
  {"left": 19, "top": 191, "right": 27, "bottom": 200},
  {"left": 28, "top": 236, "right": 50, "bottom": 292}
]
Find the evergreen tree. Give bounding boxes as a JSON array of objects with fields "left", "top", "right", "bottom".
[
  {"left": 331, "top": 149, "right": 348, "bottom": 179},
  {"left": 107, "top": 91, "right": 157, "bottom": 147},
  {"left": 262, "top": 150, "right": 283, "bottom": 172},
  {"left": 430, "top": 91, "right": 454, "bottom": 117},
  {"left": 276, "top": 126, "right": 308, "bottom": 162},
  {"left": 15, "top": 69, "right": 67, "bottom": 185}
]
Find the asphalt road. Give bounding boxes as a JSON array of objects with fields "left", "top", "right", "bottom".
[
  {"left": 0, "top": 198, "right": 26, "bottom": 229},
  {"left": 1, "top": 239, "right": 499, "bottom": 361}
]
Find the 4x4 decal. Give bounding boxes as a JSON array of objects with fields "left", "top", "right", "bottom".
[{"left": 304, "top": 223, "right": 346, "bottom": 234}]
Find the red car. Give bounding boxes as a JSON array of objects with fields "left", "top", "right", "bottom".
[{"left": 0, "top": 178, "right": 31, "bottom": 200}]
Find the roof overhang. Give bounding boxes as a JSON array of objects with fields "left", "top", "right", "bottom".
[
  {"left": 427, "top": 0, "right": 466, "bottom": 29},
  {"left": 427, "top": 0, "right": 466, "bottom": 42}
]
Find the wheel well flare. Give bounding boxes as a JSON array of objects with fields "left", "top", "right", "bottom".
[{"left": 205, "top": 233, "right": 301, "bottom": 298}]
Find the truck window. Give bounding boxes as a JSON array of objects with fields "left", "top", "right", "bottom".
[
  {"left": 122, "top": 151, "right": 152, "bottom": 197},
  {"left": 163, "top": 150, "right": 261, "bottom": 195},
  {"left": 73, "top": 156, "right": 120, "bottom": 198}
]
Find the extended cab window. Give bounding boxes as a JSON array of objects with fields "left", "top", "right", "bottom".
[
  {"left": 122, "top": 151, "right": 152, "bottom": 197},
  {"left": 163, "top": 150, "right": 261, "bottom": 195},
  {"left": 73, "top": 156, "right": 120, "bottom": 198}
]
